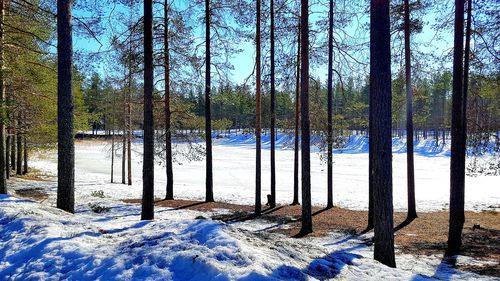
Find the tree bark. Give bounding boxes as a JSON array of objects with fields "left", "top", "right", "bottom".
[
  {"left": 23, "top": 137, "right": 27, "bottom": 175},
  {"left": 141, "top": 0, "right": 155, "bottom": 220},
  {"left": 164, "top": 0, "right": 174, "bottom": 200},
  {"left": 292, "top": 21, "right": 300, "bottom": 206},
  {"left": 446, "top": 0, "right": 467, "bottom": 256},
  {"left": 404, "top": 0, "right": 417, "bottom": 220},
  {"left": 10, "top": 132, "right": 14, "bottom": 170},
  {"left": 56, "top": 0, "right": 75, "bottom": 213},
  {"left": 370, "top": 0, "right": 395, "bottom": 267},
  {"left": 300, "top": 0, "right": 312, "bottom": 235},
  {"left": 205, "top": 0, "right": 214, "bottom": 202},
  {"left": 0, "top": 0, "right": 6, "bottom": 194},
  {"left": 127, "top": 46, "right": 132, "bottom": 187},
  {"left": 111, "top": 89, "right": 115, "bottom": 183},
  {"left": 16, "top": 133, "right": 21, "bottom": 175},
  {"left": 463, "top": 0, "right": 472, "bottom": 124},
  {"left": 269, "top": 0, "right": 276, "bottom": 208},
  {"left": 5, "top": 134, "right": 9, "bottom": 180},
  {"left": 255, "top": 0, "right": 262, "bottom": 215},
  {"left": 326, "top": 0, "right": 334, "bottom": 209}
]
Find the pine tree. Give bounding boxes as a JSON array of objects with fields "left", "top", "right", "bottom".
[
  {"left": 141, "top": 0, "right": 155, "bottom": 221},
  {"left": 16, "top": 132, "right": 22, "bottom": 175},
  {"left": 269, "top": 0, "right": 276, "bottom": 208},
  {"left": 255, "top": 0, "right": 262, "bottom": 215},
  {"left": 292, "top": 20, "right": 300, "bottom": 206},
  {"left": 164, "top": 0, "right": 174, "bottom": 200},
  {"left": 56, "top": 0, "right": 75, "bottom": 213},
  {"left": 23, "top": 137, "right": 28, "bottom": 175},
  {"left": 404, "top": 0, "right": 417, "bottom": 220},
  {"left": 0, "top": 0, "right": 6, "bottom": 194},
  {"left": 300, "top": 0, "right": 312, "bottom": 235},
  {"left": 446, "top": 0, "right": 468, "bottom": 256},
  {"left": 370, "top": 0, "right": 396, "bottom": 267},
  {"left": 326, "top": 0, "right": 334, "bottom": 209},
  {"left": 205, "top": 0, "right": 214, "bottom": 202}
]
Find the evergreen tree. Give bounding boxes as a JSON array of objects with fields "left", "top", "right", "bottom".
[{"left": 370, "top": 0, "right": 396, "bottom": 268}]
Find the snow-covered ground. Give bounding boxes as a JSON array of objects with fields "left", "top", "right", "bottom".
[
  {"left": 1, "top": 191, "right": 496, "bottom": 281},
  {"left": 26, "top": 134, "right": 500, "bottom": 212},
  {"left": 1, "top": 134, "right": 498, "bottom": 280}
]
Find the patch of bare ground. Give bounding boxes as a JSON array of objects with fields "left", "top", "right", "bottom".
[
  {"left": 14, "top": 188, "right": 49, "bottom": 202},
  {"left": 9, "top": 167, "right": 55, "bottom": 182},
  {"left": 123, "top": 198, "right": 499, "bottom": 277}
]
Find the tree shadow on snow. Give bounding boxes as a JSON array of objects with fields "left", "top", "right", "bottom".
[
  {"left": 238, "top": 245, "right": 365, "bottom": 281},
  {"left": 411, "top": 256, "right": 464, "bottom": 281}
]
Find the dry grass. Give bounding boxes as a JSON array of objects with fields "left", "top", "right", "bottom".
[{"left": 14, "top": 188, "right": 49, "bottom": 201}]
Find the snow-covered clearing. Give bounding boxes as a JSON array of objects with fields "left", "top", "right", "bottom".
[
  {"left": 0, "top": 134, "right": 498, "bottom": 280},
  {"left": 26, "top": 134, "right": 500, "bottom": 212}
]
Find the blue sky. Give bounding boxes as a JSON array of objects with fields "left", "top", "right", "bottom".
[{"left": 73, "top": 1, "right": 455, "bottom": 87}]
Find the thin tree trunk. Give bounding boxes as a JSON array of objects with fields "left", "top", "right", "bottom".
[
  {"left": 292, "top": 20, "right": 300, "bottom": 206},
  {"left": 164, "top": 0, "right": 174, "bottom": 200},
  {"left": 56, "top": 0, "right": 75, "bottom": 213},
  {"left": 10, "top": 132, "right": 14, "bottom": 170},
  {"left": 368, "top": 116, "right": 374, "bottom": 229},
  {"left": 111, "top": 89, "right": 115, "bottom": 183},
  {"left": 23, "top": 137, "right": 27, "bottom": 175},
  {"left": 127, "top": 57, "right": 132, "bottom": 186},
  {"left": 370, "top": 0, "right": 395, "bottom": 267},
  {"left": 5, "top": 134, "right": 9, "bottom": 180},
  {"left": 122, "top": 119, "right": 126, "bottom": 184},
  {"left": 255, "top": 0, "right": 262, "bottom": 215},
  {"left": 0, "top": 0, "right": 5, "bottom": 193},
  {"left": 326, "top": 0, "right": 334, "bottom": 209},
  {"left": 300, "top": 0, "right": 312, "bottom": 235},
  {"left": 446, "top": 0, "right": 467, "bottom": 256},
  {"left": 16, "top": 133, "right": 21, "bottom": 175},
  {"left": 141, "top": 0, "right": 155, "bottom": 220},
  {"left": 205, "top": 0, "right": 214, "bottom": 202},
  {"left": 269, "top": 0, "right": 276, "bottom": 208},
  {"left": 463, "top": 0, "right": 472, "bottom": 132},
  {"left": 404, "top": 0, "right": 417, "bottom": 220}
]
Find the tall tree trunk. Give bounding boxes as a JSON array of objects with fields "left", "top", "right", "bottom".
[
  {"left": 205, "top": 0, "right": 214, "bottom": 202},
  {"left": 404, "top": 0, "right": 417, "bottom": 220},
  {"left": 56, "top": 0, "right": 75, "bottom": 213},
  {"left": 127, "top": 51, "right": 132, "bottom": 187},
  {"left": 0, "top": 0, "right": 6, "bottom": 194},
  {"left": 300, "top": 0, "right": 312, "bottom": 235},
  {"left": 269, "top": 0, "right": 276, "bottom": 208},
  {"left": 10, "top": 132, "right": 14, "bottom": 170},
  {"left": 111, "top": 90, "right": 115, "bottom": 183},
  {"left": 255, "top": 0, "right": 262, "bottom": 215},
  {"left": 446, "top": 0, "right": 467, "bottom": 256},
  {"left": 326, "top": 0, "right": 334, "bottom": 209},
  {"left": 463, "top": 0, "right": 471, "bottom": 126},
  {"left": 122, "top": 119, "right": 126, "bottom": 184},
  {"left": 164, "top": 0, "right": 174, "bottom": 200},
  {"left": 370, "top": 0, "right": 395, "bottom": 267},
  {"left": 5, "top": 134, "right": 9, "bottom": 180},
  {"left": 16, "top": 133, "right": 21, "bottom": 175},
  {"left": 141, "top": 0, "right": 155, "bottom": 220},
  {"left": 23, "top": 137, "right": 27, "bottom": 175},
  {"left": 292, "top": 21, "right": 300, "bottom": 206},
  {"left": 368, "top": 112, "right": 374, "bottom": 230}
]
